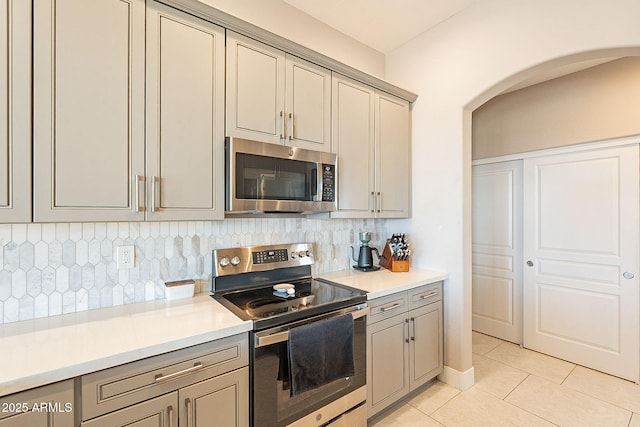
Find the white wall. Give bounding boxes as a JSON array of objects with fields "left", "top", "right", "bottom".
[
  {"left": 196, "top": 0, "right": 386, "bottom": 78},
  {"left": 385, "top": 0, "right": 640, "bottom": 387}
]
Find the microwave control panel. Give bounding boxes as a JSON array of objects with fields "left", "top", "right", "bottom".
[{"left": 321, "top": 164, "right": 335, "bottom": 202}]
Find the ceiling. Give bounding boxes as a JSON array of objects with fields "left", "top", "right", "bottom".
[
  {"left": 282, "top": 0, "right": 619, "bottom": 92},
  {"left": 282, "top": 0, "right": 480, "bottom": 53}
]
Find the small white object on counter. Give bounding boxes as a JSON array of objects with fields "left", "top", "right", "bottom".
[
  {"left": 165, "top": 279, "right": 195, "bottom": 300},
  {"left": 319, "top": 267, "right": 448, "bottom": 300}
]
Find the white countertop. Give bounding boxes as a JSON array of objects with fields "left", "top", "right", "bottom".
[
  {"left": 1, "top": 267, "right": 447, "bottom": 398},
  {"left": 0, "top": 294, "right": 251, "bottom": 397},
  {"left": 319, "top": 267, "right": 448, "bottom": 299}
]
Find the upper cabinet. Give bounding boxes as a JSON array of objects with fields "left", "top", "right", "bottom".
[
  {"left": 33, "top": 0, "right": 146, "bottom": 222},
  {"left": 331, "top": 74, "right": 410, "bottom": 219},
  {"left": 145, "top": 1, "right": 225, "bottom": 221},
  {"left": 33, "top": 0, "right": 226, "bottom": 223},
  {"left": 0, "top": 0, "right": 31, "bottom": 223},
  {"left": 226, "top": 31, "right": 332, "bottom": 152}
]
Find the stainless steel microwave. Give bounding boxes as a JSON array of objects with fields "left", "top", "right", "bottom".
[{"left": 225, "top": 137, "right": 337, "bottom": 214}]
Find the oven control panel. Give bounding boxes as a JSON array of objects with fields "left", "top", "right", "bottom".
[{"left": 213, "top": 243, "right": 314, "bottom": 277}]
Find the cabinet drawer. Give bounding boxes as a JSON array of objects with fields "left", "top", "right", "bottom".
[
  {"left": 408, "top": 282, "right": 442, "bottom": 310},
  {"left": 81, "top": 333, "right": 247, "bottom": 421},
  {"left": 367, "top": 293, "right": 408, "bottom": 324}
]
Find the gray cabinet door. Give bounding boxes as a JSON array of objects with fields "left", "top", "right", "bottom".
[
  {"left": 226, "top": 31, "right": 285, "bottom": 145},
  {"left": 0, "top": 0, "right": 31, "bottom": 223},
  {"left": 285, "top": 56, "right": 331, "bottom": 152},
  {"left": 409, "top": 301, "right": 443, "bottom": 390},
  {"left": 82, "top": 392, "right": 177, "bottom": 427},
  {"left": 0, "top": 380, "right": 74, "bottom": 427},
  {"left": 145, "top": 1, "right": 225, "bottom": 221},
  {"left": 375, "top": 92, "right": 410, "bottom": 218},
  {"left": 33, "top": 0, "right": 145, "bottom": 222},
  {"left": 331, "top": 74, "right": 375, "bottom": 218},
  {"left": 180, "top": 367, "right": 249, "bottom": 427},
  {"left": 366, "top": 312, "right": 409, "bottom": 418}
]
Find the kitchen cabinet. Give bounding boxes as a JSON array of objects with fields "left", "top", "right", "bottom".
[
  {"left": 145, "top": 1, "right": 225, "bottom": 221},
  {"left": 366, "top": 282, "right": 443, "bottom": 418},
  {"left": 226, "top": 31, "right": 332, "bottom": 152},
  {"left": 33, "top": 0, "right": 146, "bottom": 222},
  {"left": 0, "top": 380, "right": 74, "bottom": 426},
  {"left": 81, "top": 333, "right": 249, "bottom": 427},
  {"left": 0, "top": 0, "right": 31, "bottom": 223},
  {"left": 33, "top": 0, "right": 226, "bottom": 223},
  {"left": 331, "top": 74, "right": 410, "bottom": 219}
]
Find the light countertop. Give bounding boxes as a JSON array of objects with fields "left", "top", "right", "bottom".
[
  {"left": 1, "top": 267, "right": 447, "bottom": 398},
  {"left": 319, "top": 267, "right": 448, "bottom": 299},
  {"left": 0, "top": 294, "right": 251, "bottom": 397}
]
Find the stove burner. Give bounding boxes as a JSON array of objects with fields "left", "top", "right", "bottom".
[{"left": 245, "top": 293, "right": 316, "bottom": 318}]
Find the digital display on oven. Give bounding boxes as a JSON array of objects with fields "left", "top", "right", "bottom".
[{"left": 252, "top": 249, "right": 288, "bottom": 264}]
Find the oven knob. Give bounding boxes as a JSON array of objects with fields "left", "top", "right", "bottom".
[
  {"left": 219, "top": 257, "right": 230, "bottom": 267},
  {"left": 231, "top": 256, "right": 241, "bottom": 266},
  {"left": 291, "top": 251, "right": 298, "bottom": 259},
  {"left": 306, "top": 250, "right": 312, "bottom": 257},
  {"left": 298, "top": 251, "right": 306, "bottom": 258}
]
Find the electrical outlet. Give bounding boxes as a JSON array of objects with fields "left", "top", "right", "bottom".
[{"left": 117, "top": 245, "right": 135, "bottom": 269}]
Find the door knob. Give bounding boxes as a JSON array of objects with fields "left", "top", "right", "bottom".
[{"left": 526, "top": 260, "right": 534, "bottom": 267}]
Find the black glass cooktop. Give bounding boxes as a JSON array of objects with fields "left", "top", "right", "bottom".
[{"left": 213, "top": 277, "right": 367, "bottom": 330}]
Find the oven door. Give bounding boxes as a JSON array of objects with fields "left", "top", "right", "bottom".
[
  {"left": 226, "top": 137, "right": 336, "bottom": 213},
  {"left": 250, "top": 306, "right": 368, "bottom": 427}
]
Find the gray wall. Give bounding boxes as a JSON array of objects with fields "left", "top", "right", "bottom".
[{"left": 472, "top": 57, "right": 640, "bottom": 160}]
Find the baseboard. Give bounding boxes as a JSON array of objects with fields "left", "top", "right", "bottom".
[{"left": 437, "top": 365, "right": 475, "bottom": 390}]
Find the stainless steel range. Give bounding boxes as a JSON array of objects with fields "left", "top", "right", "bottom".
[{"left": 211, "top": 243, "right": 368, "bottom": 427}]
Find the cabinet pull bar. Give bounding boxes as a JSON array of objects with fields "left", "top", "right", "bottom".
[
  {"left": 371, "top": 191, "right": 375, "bottom": 213},
  {"left": 420, "top": 292, "right": 438, "bottom": 300},
  {"left": 288, "top": 112, "right": 294, "bottom": 140},
  {"left": 168, "top": 406, "right": 174, "bottom": 427},
  {"left": 405, "top": 318, "right": 409, "bottom": 343},
  {"left": 134, "top": 175, "right": 142, "bottom": 212},
  {"left": 151, "top": 176, "right": 159, "bottom": 212},
  {"left": 280, "top": 111, "right": 285, "bottom": 139},
  {"left": 377, "top": 191, "right": 382, "bottom": 213},
  {"left": 154, "top": 362, "right": 203, "bottom": 383},
  {"left": 411, "top": 317, "right": 416, "bottom": 341},
  {"left": 381, "top": 303, "right": 401, "bottom": 312},
  {"left": 185, "top": 398, "right": 192, "bottom": 427}
]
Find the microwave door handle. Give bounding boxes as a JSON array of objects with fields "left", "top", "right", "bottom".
[{"left": 311, "top": 167, "right": 318, "bottom": 200}]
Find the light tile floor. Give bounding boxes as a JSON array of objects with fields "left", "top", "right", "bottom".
[{"left": 369, "top": 332, "right": 640, "bottom": 426}]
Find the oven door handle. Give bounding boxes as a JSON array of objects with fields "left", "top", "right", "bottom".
[{"left": 254, "top": 306, "right": 369, "bottom": 348}]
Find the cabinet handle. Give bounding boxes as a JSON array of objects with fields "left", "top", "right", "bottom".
[
  {"left": 151, "top": 176, "right": 159, "bottom": 213},
  {"left": 371, "top": 191, "right": 375, "bottom": 213},
  {"left": 168, "top": 406, "right": 174, "bottom": 427},
  {"left": 185, "top": 398, "right": 192, "bottom": 427},
  {"left": 134, "top": 175, "right": 143, "bottom": 212},
  {"left": 280, "top": 111, "right": 285, "bottom": 139},
  {"left": 405, "top": 318, "right": 409, "bottom": 343},
  {"left": 381, "top": 302, "right": 401, "bottom": 312},
  {"left": 410, "top": 317, "right": 416, "bottom": 341},
  {"left": 288, "top": 112, "right": 294, "bottom": 140},
  {"left": 420, "top": 292, "right": 438, "bottom": 300},
  {"left": 154, "top": 362, "right": 203, "bottom": 383},
  {"left": 377, "top": 191, "right": 382, "bottom": 213}
]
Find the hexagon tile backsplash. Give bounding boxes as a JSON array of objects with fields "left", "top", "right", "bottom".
[{"left": 0, "top": 218, "right": 388, "bottom": 324}]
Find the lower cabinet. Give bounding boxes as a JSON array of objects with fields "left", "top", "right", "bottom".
[
  {"left": 80, "top": 333, "right": 249, "bottom": 427},
  {"left": 82, "top": 368, "right": 248, "bottom": 427},
  {"left": 366, "top": 282, "right": 443, "bottom": 418},
  {"left": 0, "top": 380, "right": 74, "bottom": 427}
]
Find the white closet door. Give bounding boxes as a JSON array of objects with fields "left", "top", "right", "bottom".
[
  {"left": 523, "top": 144, "right": 639, "bottom": 382},
  {"left": 472, "top": 161, "right": 523, "bottom": 343}
]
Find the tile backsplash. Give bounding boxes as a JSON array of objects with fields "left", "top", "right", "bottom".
[{"left": 0, "top": 218, "right": 387, "bottom": 324}]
